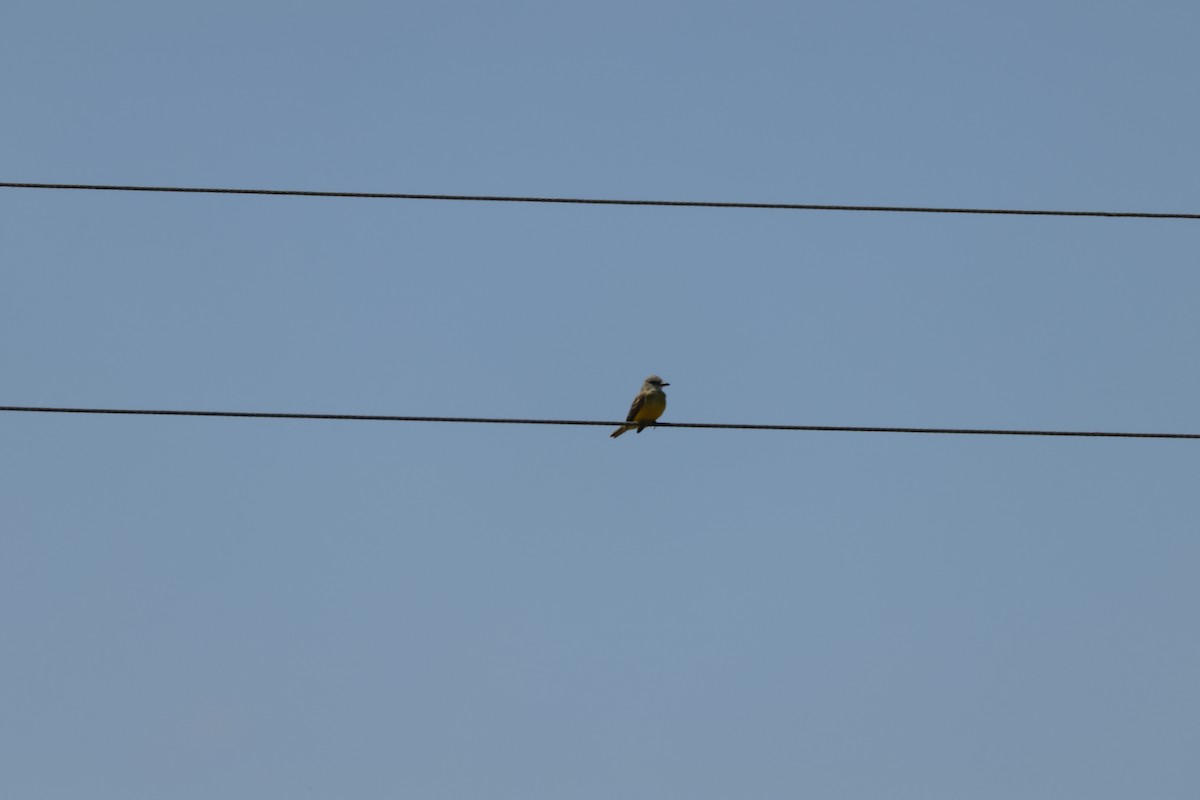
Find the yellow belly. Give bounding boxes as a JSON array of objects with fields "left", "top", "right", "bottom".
[{"left": 633, "top": 393, "right": 666, "bottom": 424}]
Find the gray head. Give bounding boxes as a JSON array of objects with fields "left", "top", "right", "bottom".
[{"left": 644, "top": 375, "right": 669, "bottom": 388}]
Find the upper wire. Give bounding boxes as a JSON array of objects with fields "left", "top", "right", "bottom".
[
  {"left": 2, "top": 182, "right": 1197, "bottom": 219},
  {"left": 2, "top": 406, "right": 1197, "bottom": 439}
]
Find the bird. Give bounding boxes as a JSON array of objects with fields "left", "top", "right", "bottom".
[{"left": 610, "top": 375, "right": 669, "bottom": 438}]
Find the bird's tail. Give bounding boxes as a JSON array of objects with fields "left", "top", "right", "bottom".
[{"left": 610, "top": 425, "right": 630, "bottom": 438}]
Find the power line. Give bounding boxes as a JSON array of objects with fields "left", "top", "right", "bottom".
[
  {"left": 2, "top": 181, "right": 1197, "bottom": 220},
  {"left": 2, "top": 405, "right": 1196, "bottom": 439}
]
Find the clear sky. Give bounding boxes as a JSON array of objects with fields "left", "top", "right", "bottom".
[{"left": 3, "top": 2, "right": 1199, "bottom": 798}]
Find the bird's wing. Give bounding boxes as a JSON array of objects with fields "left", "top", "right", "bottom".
[{"left": 625, "top": 391, "right": 646, "bottom": 422}]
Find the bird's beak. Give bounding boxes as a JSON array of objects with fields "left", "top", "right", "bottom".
[{"left": 662, "top": 382, "right": 670, "bottom": 386}]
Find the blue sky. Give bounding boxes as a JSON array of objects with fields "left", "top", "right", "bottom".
[{"left": 3, "top": 2, "right": 1199, "bottom": 798}]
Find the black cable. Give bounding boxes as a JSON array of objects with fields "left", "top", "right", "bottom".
[
  {"left": 2, "top": 406, "right": 1196, "bottom": 439},
  {"left": 2, "top": 182, "right": 1196, "bottom": 220}
]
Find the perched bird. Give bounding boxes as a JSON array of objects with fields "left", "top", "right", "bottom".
[{"left": 610, "top": 375, "right": 669, "bottom": 438}]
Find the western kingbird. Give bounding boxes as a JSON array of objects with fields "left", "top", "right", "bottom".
[{"left": 610, "top": 375, "right": 669, "bottom": 438}]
